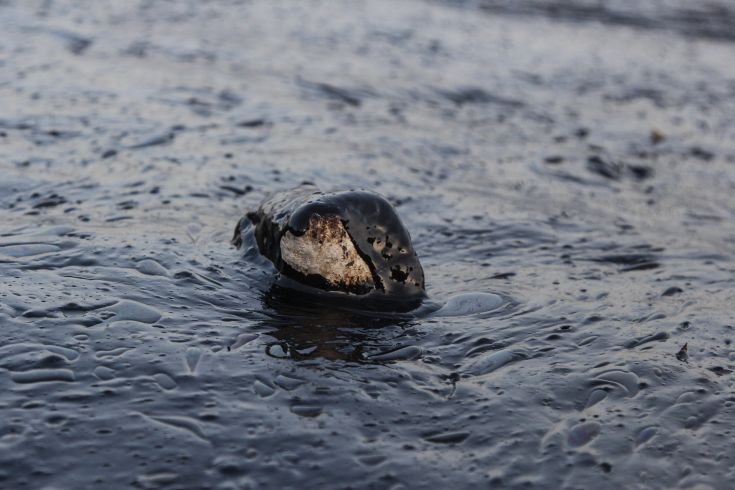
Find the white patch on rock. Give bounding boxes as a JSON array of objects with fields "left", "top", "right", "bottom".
[{"left": 280, "top": 215, "right": 373, "bottom": 289}]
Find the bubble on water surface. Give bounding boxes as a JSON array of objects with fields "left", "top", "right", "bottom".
[
  {"left": 431, "top": 292, "right": 507, "bottom": 318},
  {"left": 104, "top": 300, "right": 162, "bottom": 324}
]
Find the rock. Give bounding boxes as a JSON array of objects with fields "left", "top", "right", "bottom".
[{"left": 233, "top": 185, "right": 425, "bottom": 304}]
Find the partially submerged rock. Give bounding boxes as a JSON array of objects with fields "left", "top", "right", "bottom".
[{"left": 233, "top": 186, "right": 425, "bottom": 302}]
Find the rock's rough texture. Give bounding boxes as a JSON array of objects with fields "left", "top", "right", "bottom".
[{"left": 280, "top": 215, "right": 375, "bottom": 291}]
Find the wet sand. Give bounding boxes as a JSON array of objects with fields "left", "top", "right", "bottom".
[{"left": 1, "top": 1, "right": 734, "bottom": 489}]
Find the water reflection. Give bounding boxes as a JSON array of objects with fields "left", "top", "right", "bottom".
[{"left": 257, "top": 284, "right": 419, "bottom": 362}]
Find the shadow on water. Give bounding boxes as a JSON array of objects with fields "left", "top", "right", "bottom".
[
  {"left": 234, "top": 278, "right": 519, "bottom": 365},
  {"left": 252, "top": 284, "right": 425, "bottom": 362}
]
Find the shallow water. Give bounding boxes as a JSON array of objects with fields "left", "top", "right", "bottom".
[{"left": 1, "top": 1, "right": 735, "bottom": 489}]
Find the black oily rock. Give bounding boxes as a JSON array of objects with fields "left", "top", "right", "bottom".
[{"left": 233, "top": 186, "right": 425, "bottom": 301}]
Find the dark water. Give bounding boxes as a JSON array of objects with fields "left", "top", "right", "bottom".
[
  {"left": 451, "top": 0, "right": 735, "bottom": 42},
  {"left": 1, "top": 1, "right": 735, "bottom": 489}
]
